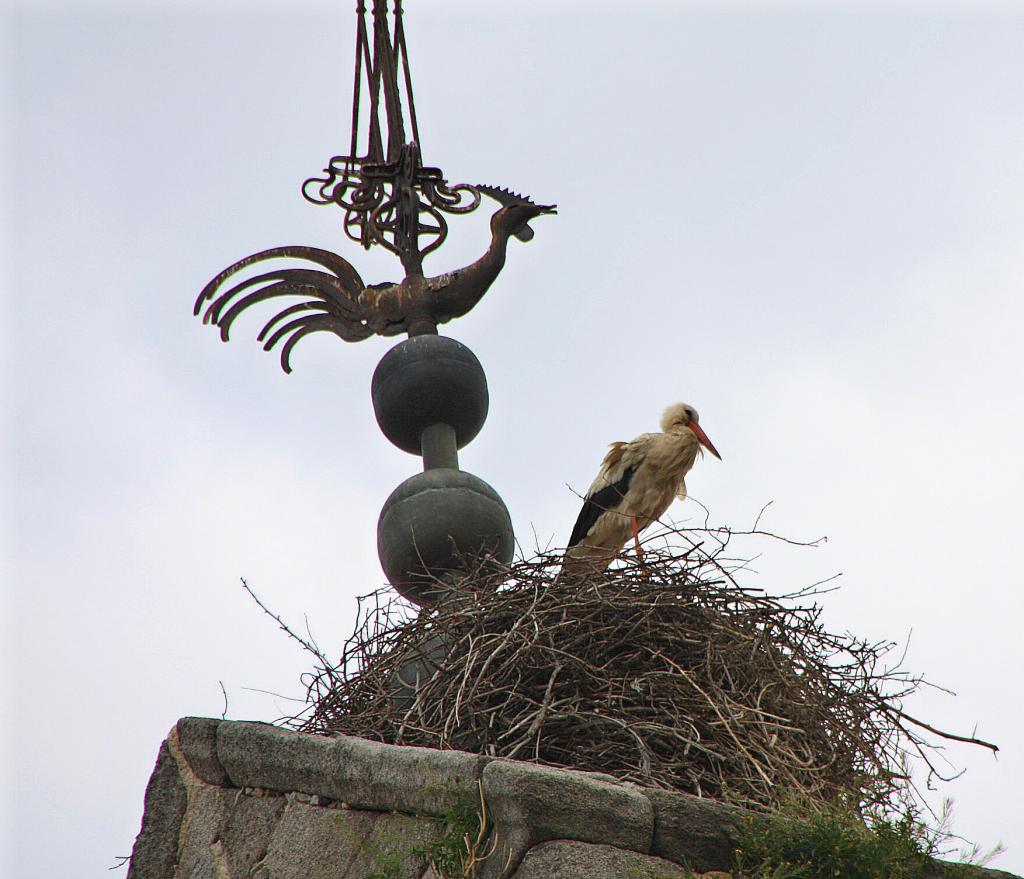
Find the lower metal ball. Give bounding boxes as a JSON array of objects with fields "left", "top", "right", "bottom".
[{"left": 377, "top": 469, "right": 514, "bottom": 605}]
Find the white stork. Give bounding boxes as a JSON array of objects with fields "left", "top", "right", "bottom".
[{"left": 563, "top": 403, "right": 722, "bottom": 572}]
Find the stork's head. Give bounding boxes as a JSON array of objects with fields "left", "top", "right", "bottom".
[
  {"left": 476, "top": 185, "right": 557, "bottom": 242},
  {"left": 661, "top": 402, "right": 722, "bottom": 460}
]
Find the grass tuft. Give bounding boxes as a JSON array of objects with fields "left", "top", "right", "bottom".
[{"left": 734, "top": 801, "right": 943, "bottom": 879}]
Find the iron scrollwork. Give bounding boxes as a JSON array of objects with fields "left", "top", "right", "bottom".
[{"left": 303, "top": 142, "right": 481, "bottom": 264}]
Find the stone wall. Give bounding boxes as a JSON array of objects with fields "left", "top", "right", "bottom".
[{"left": 128, "top": 717, "right": 1018, "bottom": 879}]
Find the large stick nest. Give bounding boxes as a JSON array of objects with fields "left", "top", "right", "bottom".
[{"left": 287, "top": 526, "right": 992, "bottom": 813}]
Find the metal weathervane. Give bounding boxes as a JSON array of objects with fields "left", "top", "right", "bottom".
[{"left": 195, "top": 0, "right": 555, "bottom": 604}]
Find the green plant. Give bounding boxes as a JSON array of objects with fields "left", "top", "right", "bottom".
[
  {"left": 365, "top": 782, "right": 497, "bottom": 879},
  {"left": 420, "top": 792, "right": 487, "bottom": 877},
  {"left": 733, "top": 802, "right": 941, "bottom": 879}
]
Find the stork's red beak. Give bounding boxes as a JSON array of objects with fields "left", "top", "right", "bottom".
[{"left": 690, "top": 423, "right": 722, "bottom": 460}]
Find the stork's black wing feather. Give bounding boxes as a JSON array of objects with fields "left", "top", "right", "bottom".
[{"left": 567, "top": 467, "right": 635, "bottom": 548}]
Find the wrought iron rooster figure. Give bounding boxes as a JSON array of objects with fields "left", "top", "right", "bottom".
[
  {"left": 194, "top": 0, "right": 555, "bottom": 373},
  {"left": 194, "top": 185, "right": 555, "bottom": 372}
]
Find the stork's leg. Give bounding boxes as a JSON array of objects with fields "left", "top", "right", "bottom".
[{"left": 631, "top": 515, "right": 644, "bottom": 562}]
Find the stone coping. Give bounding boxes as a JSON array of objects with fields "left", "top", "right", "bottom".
[{"left": 128, "top": 717, "right": 1019, "bottom": 879}]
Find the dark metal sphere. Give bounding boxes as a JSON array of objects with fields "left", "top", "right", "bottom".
[
  {"left": 387, "top": 632, "right": 450, "bottom": 713},
  {"left": 377, "top": 469, "right": 514, "bottom": 605},
  {"left": 371, "top": 335, "right": 489, "bottom": 455}
]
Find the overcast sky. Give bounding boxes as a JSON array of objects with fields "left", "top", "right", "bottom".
[{"left": 5, "top": 1, "right": 1024, "bottom": 876}]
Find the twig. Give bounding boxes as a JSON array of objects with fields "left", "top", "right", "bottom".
[
  {"left": 240, "top": 577, "right": 328, "bottom": 664},
  {"left": 892, "top": 707, "right": 999, "bottom": 754}
]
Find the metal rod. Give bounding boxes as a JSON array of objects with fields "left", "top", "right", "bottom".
[
  {"left": 349, "top": 1, "right": 367, "bottom": 164},
  {"left": 394, "top": 1, "right": 420, "bottom": 147},
  {"left": 421, "top": 422, "right": 458, "bottom": 471}
]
